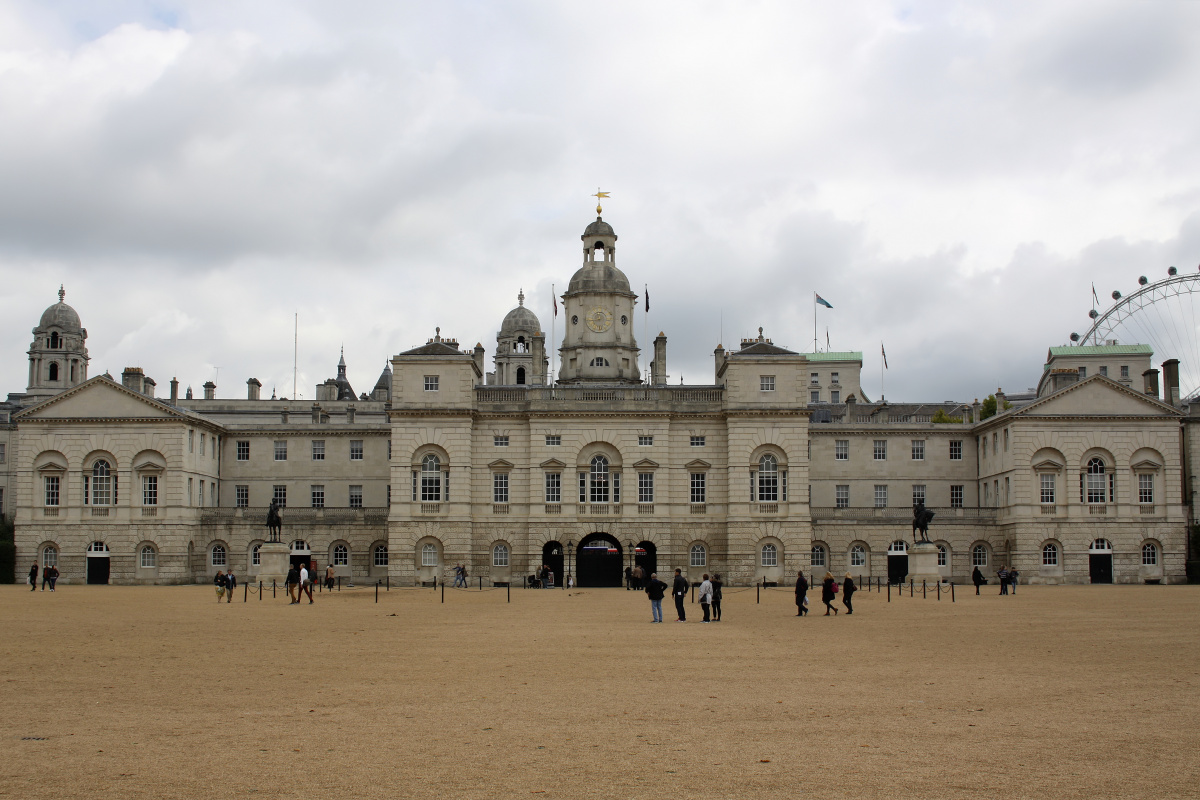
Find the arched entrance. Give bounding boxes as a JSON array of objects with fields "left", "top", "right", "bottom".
[
  {"left": 635, "top": 541, "right": 657, "bottom": 580},
  {"left": 887, "top": 540, "right": 909, "bottom": 584},
  {"left": 577, "top": 533, "right": 622, "bottom": 587},
  {"left": 1089, "top": 538, "right": 1114, "bottom": 584},
  {"left": 86, "top": 541, "right": 110, "bottom": 584},
  {"left": 290, "top": 540, "right": 312, "bottom": 569},
  {"left": 542, "top": 541, "right": 563, "bottom": 588}
]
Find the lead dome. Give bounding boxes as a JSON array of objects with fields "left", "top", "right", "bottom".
[
  {"left": 38, "top": 286, "right": 83, "bottom": 332},
  {"left": 501, "top": 290, "right": 541, "bottom": 333}
]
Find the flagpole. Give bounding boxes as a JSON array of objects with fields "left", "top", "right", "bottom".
[
  {"left": 551, "top": 284, "right": 556, "bottom": 385},
  {"left": 813, "top": 293, "right": 818, "bottom": 352}
]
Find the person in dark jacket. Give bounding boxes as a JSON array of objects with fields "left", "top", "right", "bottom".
[
  {"left": 795, "top": 570, "right": 809, "bottom": 616},
  {"left": 213, "top": 570, "right": 226, "bottom": 602},
  {"left": 997, "top": 566, "right": 1009, "bottom": 595},
  {"left": 28, "top": 563, "right": 38, "bottom": 592},
  {"left": 842, "top": 573, "right": 857, "bottom": 615},
  {"left": 285, "top": 565, "right": 300, "bottom": 604},
  {"left": 624, "top": 565, "right": 633, "bottom": 590},
  {"left": 672, "top": 569, "right": 689, "bottom": 622},
  {"left": 645, "top": 573, "right": 668, "bottom": 623},
  {"left": 821, "top": 572, "right": 838, "bottom": 616},
  {"left": 711, "top": 574, "right": 723, "bottom": 621},
  {"left": 225, "top": 570, "right": 236, "bottom": 603},
  {"left": 972, "top": 567, "right": 984, "bottom": 595}
]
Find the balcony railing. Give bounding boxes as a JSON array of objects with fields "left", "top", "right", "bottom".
[
  {"left": 1040, "top": 505, "right": 1057, "bottom": 515},
  {"left": 690, "top": 503, "right": 706, "bottom": 514},
  {"left": 492, "top": 504, "right": 509, "bottom": 515},
  {"left": 1088, "top": 505, "right": 1107, "bottom": 515},
  {"left": 90, "top": 507, "right": 110, "bottom": 517},
  {"left": 544, "top": 503, "right": 562, "bottom": 514},
  {"left": 43, "top": 507, "right": 59, "bottom": 517},
  {"left": 756, "top": 503, "right": 779, "bottom": 514},
  {"left": 1139, "top": 505, "right": 1156, "bottom": 514},
  {"left": 637, "top": 503, "right": 654, "bottom": 515},
  {"left": 141, "top": 507, "right": 158, "bottom": 517}
]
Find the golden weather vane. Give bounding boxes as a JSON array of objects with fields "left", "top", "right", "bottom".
[{"left": 592, "top": 188, "right": 610, "bottom": 215}]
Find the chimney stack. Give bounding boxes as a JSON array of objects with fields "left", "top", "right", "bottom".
[
  {"left": 122, "top": 367, "right": 144, "bottom": 393},
  {"left": 203, "top": 381, "right": 216, "bottom": 400},
  {"left": 170, "top": 378, "right": 179, "bottom": 404},
  {"left": 142, "top": 377, "right": 156, "bottom": 398},
  {"left": 1143, "top": 368, "right": 1160, "bottom": 399},
  {"left": 1162, "top": 359, "right": 1180, "bottom": 404},
  {"left": 651, "top": 332, "right": 668, "bottom": 385},
  {"left": 247, "top": 378, "right": 262, "bottom": 401}
]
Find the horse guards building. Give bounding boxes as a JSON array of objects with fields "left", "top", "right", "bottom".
[{"left": 0, "top": 214, "right": 1194, "bottom": 587}]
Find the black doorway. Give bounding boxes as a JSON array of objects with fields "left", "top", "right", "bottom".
[
  {"left": 577, "top": 533, "right": 623, "bottom": 587},
  {"left": 635, "top": 541, "right": 657, "bottom": 580},
  {"left": 542, "top": 541, "right": 563, "bottom": 587},
  {"left": 86, "top": 557, "right": 110, "bottom": 585},
  {"left": 887, "top": 554, "right": 908, "bottom": 584},
  {"left": 1089, "top": 553, "right": 1113, "bottom": 584}
]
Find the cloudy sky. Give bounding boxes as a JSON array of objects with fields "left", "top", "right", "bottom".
[{"left": 3, "top": 1, "right": 1200, "bottom": 403}]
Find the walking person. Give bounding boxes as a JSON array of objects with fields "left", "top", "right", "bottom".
[
  {"left": 698, "top": 574, "right": 713, "bottom": 623},
  {"left": 285, "top": 564, "right": 300, "bottom": 604},
  {"left": 795, "top": 570, "right": 809, "bottom": 616},
  {"left": 711, "top": 573, "right": 723, "bottom": 621},
  {"left": 972, "top": 566, "right": 984, "bottom": 595},
  {"left": 226, "top": 570, "right": 237, "bottom": 603},
  {"left": 821, "top": 572, "right": 838, "bottom": 616},
  {"left": 645, "top": 572, "right": 667, "bottom": 623},
  {"left": 28, "top": 562, "right": 38, "bottom": 592},
  {"left": 1009, "top": 567, "right": 1020, "bottom": 595},
  {"left": 672, "top": 568, "right": 688, "bottom": 622},
  {"left": 625, "top": 565, "right": 633, "bottom": 590},
  {"left": 325, "top": 564, "right": 336, "bottom": 591},
  {"left": 214, "top": 570, "right": 226, "bottom": 602},
  {"left": 299, "top": 562, "right": 314, "bottom": 604},
  {"left": 997, "top": 566, "right": 1009, "bottom": 595},
  {"left": 46, "top": 565, "right": 58, "bottom": 591},
  {"left": 842, "top": 573, "right": 857, "bottom": 615}
]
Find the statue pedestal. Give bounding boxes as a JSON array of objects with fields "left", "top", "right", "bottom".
[
  {"left": 909, "top": 541, "right": 942, "bottom": 584},
  {"left": 257, "top": 542, "right": 291, "bottom": 589}
]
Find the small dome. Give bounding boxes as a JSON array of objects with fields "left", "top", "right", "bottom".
[
  {"left": 567, "top": 262, "right": 631, "bottom": 294},
  {"left": 501, "top": 290, "right": 540, "bottom": 333},
  {"left": 583, "top": 216, "right": 615, "bottom": 237},
  {"left": 38, "top": 286, "right": 82, "bottom": 331}
]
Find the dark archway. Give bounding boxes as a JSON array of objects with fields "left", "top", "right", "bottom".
[
  {"left": 577, "top": 533, "right": 622, "bottom": 587},
  {"left": 516, "top": 367, "right": 526, "bottom": 385},
  {"left": 86, "top": 557, "right": 110, "bottom": 584},
  {"left": 542, "top": 541, "right": 563, "bottom": 588},
  {"left": 1089, "top": 554, "right": 1114, "bottom": 584},
  {"left": 635, "top": 541, "right": 657, "bottom": 580}
]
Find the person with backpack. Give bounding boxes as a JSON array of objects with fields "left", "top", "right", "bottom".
[
  {"left": 821, "top": 572, "right": 838, "bottom": 616},
  {"left": 842, "top": 573, "right": 857, "bottom": 615},
  {"left": 645, "top": 572, "right": 668, "bottom": 623}
]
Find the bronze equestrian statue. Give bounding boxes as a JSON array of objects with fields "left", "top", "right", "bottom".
[
  {"left": 912, "top": 502, "right": 935, "bottom": 544},
  {"left": 265, "top": 499, "right": 282, "bottom": 543}
]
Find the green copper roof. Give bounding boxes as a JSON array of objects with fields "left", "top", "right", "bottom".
[
  {"left": 806, "top": 351, "right": 863, "bottom": 362},
  {"left": 1048, "top": 344, "right": 1152, "bottom": 356}
]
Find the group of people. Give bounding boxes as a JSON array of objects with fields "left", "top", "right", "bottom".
[
  {"left": 624, "top": 565, "right": 648, "bottom": 590},
  {"left": 452, "top": 563, "right": 470, "bottom": 587},
  {"left": 642, "top": 568, "right": 723, "bottom": 622},
  {"left": 285, "top": 562, "right": 315, "bottom": 604},
  {"left": 530, "top": 565, "right": 555, "bottom": 588},
  {"left": 972, "top": 566, "right": 1020, "bottom": 595},
  {"left": 27, "top": 563, "right": 59, "bottom": 591},
  {"left": 213, "top": 570, "right": 237, "bottom": 602},
  {"left": 794, "top": 570, "right": 857, "bottom": 616}
]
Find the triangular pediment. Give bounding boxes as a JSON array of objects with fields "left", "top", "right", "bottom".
[
  {"left": 1013, "top": 376, "right": 1181, "bottom": 419},
  {"left": 633, "top": 458, "right": 660, "bottom": 469},
  {"left": 539, "top": 458, "right": 566, "bottom": 469},
  {"left": 16, "top": 376, "right": 186, "bottom": 422},
  {"left": 1031, "top": 457, "right": 1064, "bottom": 471},
  {"left": 685, "top": 459, "right": 712, "bottom": 470},
  {"left": 488, "top": 458, "right": 515, "bottom": 470},
  {"left": 1131, "top": 458, "right": 1163, "bottom": 471}
]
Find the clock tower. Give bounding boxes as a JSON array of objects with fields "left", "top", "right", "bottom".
[{"left": 557, "top": 214, "right": 642, "bottom": 384}]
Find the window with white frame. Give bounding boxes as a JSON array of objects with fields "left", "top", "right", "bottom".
[
  {"left": 830, "top": 371, "right": 839, "bottom": 384},
  {"left": 311, "top": 440, "right": 325, "bottom": 460},
  {"left": 421, "top": 543, "right": 438, "bottom": 567},
  {"left": 950, "top": 440, "right": 962, "bottom": 460},
  {"left": 1142, "top": 542, "right": 1158, "bottom": 566},
  {"left": 830, "top": 390, "right": 840, "bottom": 403},
  {"left": 911, "top": 440, "right": 925, "bottom": 460},
  {"left": 873, "top": 440, "right": 887, "bottom": 460},
  {"left": 420, "top": 454, "right": 443, "bottom": 501},
  {"left": 188, "top": 430, "right": 194, "bottom": 452},
  {"left": 690, "top": 544, "right": 706, "bottom": 567},
  {"left": 493, "top": 473, "right": 509, "bottom": 503},
  {"left": 349, "top": 485, "right": 363, "bottom": 509},
  {"left": 1004, "top": 429, "right": 1009, "bottom": 452},
  {"left": 690, "top": 436, "right": 706, "bottom": 447},
  {"left": 810, "top": 390, "right": 820, "bottom": 403},
  {"left": 544, "top": 472, "right": 561, "bottom": 503},
  {"left": 493, "top": 543, "right": 510, "bottom": 567},
  {"left": 374, "top": 545, "right": 389, "bottom": 566},
  {"left": 44, "top": 475, "right": 60, "bottom": 507},
  {"left": 760, "top": 543, "right": 778, "bottom": 567},
  {"left": 810, "top": 372, "right": 819, "bottom": 385},
  {"left": 638, "top": 472, "right": 654, "bottom": 503},
  {"left": 311, "top": 485, "right": 325, "bottom": 509},
  {"left": 142, "top": 475, "right": 158, "bottom": 506},
  {"left": 811, "top": 544, "right": 827, "bottom": 567},
  {"left": 588, "top": 456, "right": 611, "bottom": 503},
  {"left": 199, "top": 480, "right": 205, "bottom": 507},
  {"left": 211, "top": 544, "right": 227, "bottom": 566},
  {"left": 200, "top": 433, "right": 205, "bottom": 455},
  {"left": 333, "top": 544, "right": 349, "bottom": 566},
  {"left": 950, "top": 484, "right": 963, "bottom": 508},
  {"left": 274, "top": 440, "right": 287, "bottom": 461},
  {"left": 252, "top": 545, "right": 261, "bottom": 566},
  {"left": 1121, "top": 365, "right": 1129, "bottom": 378},
  {"left": 912, "top": 484, "right": 926, "bottom": 507},
  {"left": 273, "top": 485, "right": 287, "bottom": 507},
  {"left": 937, "top": 544, "right": 947, "bottom": 566},
  {"left": 237, "top": 441, "right": 249, "bottom": 461},
  {"left": 835, "top": 440, "right": 849, "bottom": 460},
  {"left": 1042, "top": 542, "right": 1059, "bottom": 566},
  {"left": 424, "top": 376, "right": 439, "bottom": 391},
  {"left": 972, "top": 544, "right": 988, "bottom": 567},
  {"left": 850, "top": 545, "right": 866, "bottom": 567},
  {"left": 140, "top": 545, "right": 157, "bottom": 568},
  {"left": 874, "top": 485, "right": 888, "bottom": 508},
  {"left": 638, "top": 435, "right": 653, "bottom": 446},
  {"left": 835, "top": 484, "right": 849, "bottom": 508},
  {"left": 90, "top": 460, "right": 113, "bottom": 505},
  {"left": 690, "top": 472, "right": 706, "bottom": 504},
  {"left": 187, "top": 477, "right": 193, "bottom": 506},
  {"left": 235, "top": 485, "right": 249, "bottom": 508},
  {"left": 494, "top": 436, "right": 509, "bottom": 447},
  {"left": 350, "top": 440, "right": 364, "bottom": 461},
  {"left": 760, "top": 375, "right": 775, "bottom": 391},
  {"left": 757, "top": 454, "right": 779, "bottom": 501},
  {"left": 1138, "top": 474, "right": 1154, "bottom": 504},
  {"left": 1084, "top": 457, "right": 1109, "bottom": 504},
  {"left": 1040, "top": 474, "right": 1056, "bottom": 504},
  {"left": 546, "top": 435, "right": 561, "bottom": 446},
  {"left": 41, "top": 545, "right": 58, "bottom": 568}
]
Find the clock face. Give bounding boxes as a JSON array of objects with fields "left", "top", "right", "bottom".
[{"left": 585, "top": 306, "right": 613, "bottom": 333}]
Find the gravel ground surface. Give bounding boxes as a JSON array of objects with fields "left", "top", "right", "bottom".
[{"left": 1, "top": 581, "right": 1197, "bottom": 799}]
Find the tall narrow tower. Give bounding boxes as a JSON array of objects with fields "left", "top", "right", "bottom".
[{"left": 26, "top": 286, "right": 89, "bottom": 403}]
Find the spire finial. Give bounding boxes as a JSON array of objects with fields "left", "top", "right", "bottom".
[
  {"left": 58, "top": 285, "right": 65, "bottom": 303},
  {"left": 518, "top": 289, "right": 525, "bottom": 307},
  {"left": 592, "top": 188, "right": 610, "bottom": 215}
]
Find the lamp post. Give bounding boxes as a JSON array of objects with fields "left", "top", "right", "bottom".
[{"left": 566, "top": 539, "right": 573, "bottom": 590}]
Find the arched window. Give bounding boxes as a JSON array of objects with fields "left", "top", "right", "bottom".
[
  {"left": 252, "top": 544, "right": 261, "bottom": 566},
  {"left": 373, "top": 545, "right": 389, "bottom": 567},
  {"left": 211, "top": 544, "right": 227, "bottom": 566},
  {"left": 936, "top": 544, "right": 948, "bottom": 566},
  {"left": 140, "top": 545, "right": 157, "bottom": 568},
  {"left": 810, "top": 544, "right": 827, "bottom": 568},
  {"left": 757, "top": 454, "right": 779, "bottom": 502},
  {"left": 290, "top": 540, "right": 310, "bottom": 553},
  {"left": 1090, "top": 538, "right": 1113, "bottom": 553},
  {"left": 760, "top": 543, "right": 778, "bottom": 567},
  {"left": 333, "top": 544, "right": 349, "bottom": 566},
  {"left": 50, "top": 332, "right": 60, "bottom": 349},
  {"left": 516, "top": 367, "right": 526, "bottom": 385},
  {"left": 888, "top": 540, "right": 908, "bottom": 554},
  {"left": 90, "top": 460, "right": 112, "bottom": 506},
  {"left": 589, "top": 357, "right": 610, "bottom": 367},
  {"left": 971, "top": 544, "right": 988, "bottom": 567},
  {"left": 48, "top": 362, "right": 59, "bottom": 381},
  {"left": 850, "top": 545, "right": 866, "bottom": 567},
  {"left": 516, "top": 336, "right": 526, "bottom": 353},
  {"left": 1142, "top": 542, "right": 1159, "bottom": 566},
  {"left": 41, "top": 545, "right": 58, "bottom": 568},
  {"left": 690, "top": 544, "right": 707, "bottom": 567},
  {"left": 1042, "top": 543, "right": 1059, "bottom": 566},
  {"left": 420, "top": 454, "right": 443, "bottom": 501},
  {"left": 589, "top": 455, "right": 610, "bottom": 503},
  {"left": 1085, "top": 457, "right": 1110, "bottom": 504},
  {"left": 492, "top": 543, "right": 510, "bottom": 567},
  {"left": 421, "top": 542, "right": 438, "bottom": 567}
]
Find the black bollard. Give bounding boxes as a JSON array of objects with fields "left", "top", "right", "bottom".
[
  {"left": 923, "top": 580, "right": 926, "bottom": 599},
  {"left": 756, "top": 584, "right": 760, "bottom": 604},
  {"left": 887, "top": 581, "right": 890, "bottom": 603},
  {"left": 259, "top": 580, "right": 263, "bottom": 601},
  {"left": 338, "top": 576, "right": 341, "bottom": 592},
  {"left": 273, "top": 580, "right": 276, "bottom": 598},
  {"left": 951, "top": 582, "right": 955, "bottom": 603},
  {"left": 387, "top": 575, "right": 390, "bottom": 591},
  {"left": 910, "top": 579, "right": 914, "bottom": 597},
  {"left": 244, "top": 582, "right": 248, "bottom": 603},
  {"left": 441, "top": 581, "right": 445, "bottom": 603},
  {"left": 479, "top": 575, "right": 482, "bottom": 591},
  {"left": 507, "top": 583, "right": 510, "bottom": 603},
  {"left": 375, "top": 581, "right": 379, "bottom": 603},
  {"left": 937, "top": 581, "right": 941, "bottom": 600},
  {"left": 691, "top": 584, "right": 695, "bottom": 604}
]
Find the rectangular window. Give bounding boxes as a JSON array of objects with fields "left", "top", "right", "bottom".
[
  {"left": 638, "top": 472, "right": 654, "bottom": 503},
  {"left": 950, "top": 484, "right": 963, "bottom": 508},
  {"left": 874, "top": 484, "right": 888, "bottom": 508},
  {"left": 236, "top": 441, "right": 249, "bottom": 461},
  {"left": 579, "top": 472, "right": 586, "bottom": 503},
  {"left": 950, "top": 440, "right": 962, "bottom": 460},
  {"left": 350, "top": 440, "right": 364, "bottom": 461},
  {"left": 760, "top": 375, "right": 775, "bottom": 391},
  {"left": 143, "top": 475, "right": 158, "bottom": 506},
  {"left": 311, "top": 485, "right": 325, "bottom": 508},
  {"left": 830, "top": 390, "right": 840, "bottom": 403},
  {"left": 912, "top": 484, "right": 926, "bottom": 507},
  {"left": 349, "top": 484, "right": 363, "bottom": 508},
  {"left": 1004, "top": 429, "right": 1009, "bottom": 452},
  {"left": 982, "top": 439, "right": 987, "bottom": 458},
  {"left": 187, "top": 477, "right": 193, "bottom": 506},
  {"left": 937, "top": 546, "right": 947, "bottom": 567},
  {"left": 1086, "top": 471, "right": 1105, "bottom": 504},
  {"left": 690, "top": 436, "right": 706, "bottom": 447},
  {"left": 835, "top": 440, "right": 849, "bottom": 460},
  {"left": 1078, "top": 366, "right": 1086, "bottom": 378},
  {"left": 235, "top": 485, "right": 249, "bottom": 508},
  {"left": 387, "top": 440, "right": 392, "bottom": 460},
  {"left": 912, "top": 440, "right": 925, "bottom": 460},
  {"left": 1120, "top": 365, "right": 1129, "bottom": 379},
  {"left": 830, "top": 371, "right": 839, "bottom": 384},
  {"left": 188, "top": 430, "right": 194, "bottom": 453},
  {"left": 273, "top": 485, "right": 287, "bottom": 507},
  {"left": 374, "top": 547, "right": 389, "bottom": 567},
  {"left": 638, "top": 435, "right": 653, "bottom": 446},
  {"left": 690, "top": 473, "right": 706, "bottom": 504},
  {"left": 1139, "top": 474, "right": 1154, "bottom": 504},
  {"left": 274, "top": 440, "right": 287, "bottom": 461},
  {"left": 312, "top": 440, "right": 325, "bottom": 460},
  {"left": 199, "top": 480, "right": 205, "bottom": 507},
  {"left": 873, "top": 440, "right": 887, "bottom": 460},
  {"left": 211, "top": 483, "right": 216, "bottom": 507},
  {"left": 545, "top": 472, "right": 561, "bottom": 503},
  {"left": 493, "top": 473, "right": 509, "bottom": 503},
  {"left": 810, "top": 372, "right": 819, "bottom": 385},
  {"left": 44, "top": 476, "right": 60, "bottom": 506},
  {"left": 810, "top": 390, "right": 820, "bottom": 403},
  {"left": 0, "top": 443, "right": 5, "bottom": 463},
  {"left": 494, "top": 436, "right": 509, "bottom": 447},
  {"left": 835, "top": 484, "right": 849, "bottom": 508},
  {"left": 545, "top": 435, "right": 561, "bottom": 446},
  {"left": 387, "top": 485, "right": 391, "bottom": 506},
  {"left": 424, "top": 375, "right": 439, "bottom": 391},
  {"left": 200, "top": 434, "right": 205, "bottom": 455},
  {"left": 1099, "top": 366, "right": 1108, "bottom": 377}
]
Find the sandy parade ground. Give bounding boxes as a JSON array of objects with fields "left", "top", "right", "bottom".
[{"left": 1, "top": 580, "right": 1198, "bottom": 799}]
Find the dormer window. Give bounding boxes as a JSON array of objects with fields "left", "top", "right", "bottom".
[{"left": 589, "top": 358, "right": 610, "bottom": 367}]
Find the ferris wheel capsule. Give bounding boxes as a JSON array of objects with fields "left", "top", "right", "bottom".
[
  {"left": 1089, "top": 309, "right": 1099, "bottom": 319},
  {"left": 1070, "top": 332, "right": 1080, "bottom": 342},
  {"left": 1139, "top": 276, "right": 1149, "bottom": 286},
  {"left": 1169, "top": 266, "right": 1178, "bottom": 276},
  {"left": 1112, "top": 290, "right": 1122, "bottom": 300}
]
